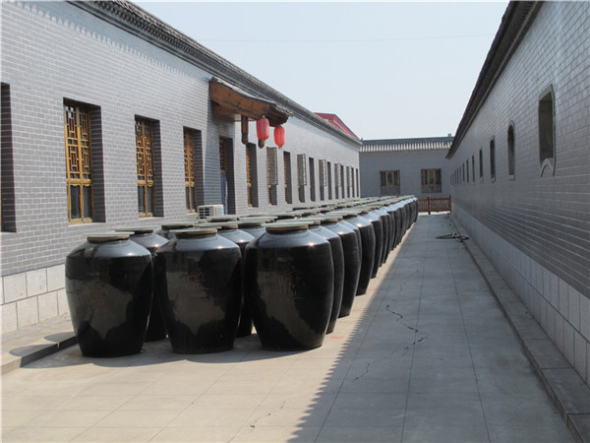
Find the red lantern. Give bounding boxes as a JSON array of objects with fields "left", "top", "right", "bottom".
[
  {"left": 274, "top": 125, "right": 285, "bottom": 148},
  {"left": 256, "top": 117, "right": 270, "bottom": 148}
]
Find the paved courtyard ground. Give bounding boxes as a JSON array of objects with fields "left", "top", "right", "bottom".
[{"left": 1, "top": 214, "right": 574, "bottom": 442}]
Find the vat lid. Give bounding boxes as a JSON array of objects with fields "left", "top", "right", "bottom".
[
  {"left": 265, "top": 222, "right": 308, "bottom": 233},
  {"left": 173, "top": 227, "right": 218, "bottom": 238},
  {"left": 87, "top": 233, "right": 131, "bottom": 243}
]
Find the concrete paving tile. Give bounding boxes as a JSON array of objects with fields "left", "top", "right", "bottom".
[
  {"left": 23, "top": 410, "right": 111, "bottom": 428},
  {"left": 94, "top": 408, "right": 180, "bottom": 428},
  {"left": 339, "top": 376, "right": 410, "bottom": 394},
  {"left": 2, "top": 426, "right": 87, "bottom": 442},
  {"left": 401, "top": 423, "right": 489, "bottom": 443},
  {"left": 481, "top": 394, "right": 564, "bottom": 426},
  {"left": 117, "top": 394, "right": 197, "bottom": 411},
  {"left": 184, "top": 393, "right": 267, "bottom": 410},
  {"left": 2, "top": 394, "right": 72, "bottom": 411},
  {"left": 150, "top": 426, "right": 242, "bottom": 442},
  {"left": 168, "top": 406, "right": 254, "bottom": 428},
  {"left": 52, "top": 394, "right": 134, "bottom": 412},
  {"left": 75, "top": 382, "right": 151, "bottom": 397},
  {"left": 140, "top": 379, "right": 213, "bottom": 396},
  {"left": 316, "top": 424, "right": 403, "bottom": 442},
  {"left": 1, "top": 410, "right": 41, "bottom": 427},
  {"left": 324, "top": 405, "right": 405, "bottom": 428},
  {"left": 247, "top": 405, "right": 330, "bottom": 428},
  {"left": 71, "top": 426, "right": 161, "bottom": 442},
  {"left": 475, "top": 367, "right": 546, "bottom": 396},
  {"left": 409, "top": 373, "right": 479, "bottom": 395},
  {"left": 232, "top": 425, "right": 322, "bottom": 442},
  {"left": 332, "top": 393, "right": 407, "bottom": 410},
  {"left": 487, "top": 423, "right": 574, "bottom": 442},
  {"left": 205, "top": 378, "right": 278, "bottom": 396},
  {"left": 344, "top": 356, "right": 413, "bottom": 380},
  {"left": 259, "top": 392, "right": 337, "bottom": 410}
]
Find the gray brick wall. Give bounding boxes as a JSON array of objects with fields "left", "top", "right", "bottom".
[
  {"left": 449, "top": 2, "right": 590, "bottom": 384},
  {"left": 449, "top": 1, "right": 589, "bottom": 300},
  {"left": 0, "top": 1, "right": 359, "bottom": 330},
  {"left": 360, "top": 149, "right": 450, "bottom": 198}
]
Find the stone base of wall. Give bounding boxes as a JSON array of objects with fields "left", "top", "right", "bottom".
[
  {"left": 2, "top": 265, "right": 69, "bottom": 334},
  {"left": 453, "top": 205, "right": 590, "bottom": 385}
]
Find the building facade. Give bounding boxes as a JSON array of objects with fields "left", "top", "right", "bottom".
[
  {"left": 0, "top": 1, "right": 361, "bottom": 332},
  {"left": 447, "top": 2, "right": 590, "bottom": 385},
  {"left": 359, "top": 137, "right": 452, "bottom": 198}
]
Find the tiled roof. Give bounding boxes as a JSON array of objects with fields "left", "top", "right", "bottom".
[
  {"left": 360, "top": 136, "right": 453, "bottom": 153},
  {"left": 316, "top": 113, "right": 359, "bottom": 139}
]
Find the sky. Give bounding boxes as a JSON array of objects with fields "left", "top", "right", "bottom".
[{"left": 136, "top": 1, "right": 509, "bottom": 140}]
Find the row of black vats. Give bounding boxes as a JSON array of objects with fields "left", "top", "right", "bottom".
[{"left": 65, "top": 197, "right": 419, "bottom": 357}]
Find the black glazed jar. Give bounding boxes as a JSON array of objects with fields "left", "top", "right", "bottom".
[
  {"left": 154, "top": 228, "right": 242, "bottom": 353},
  {"left": 340, "top": 211, "right": 376, "bottom": 296},
  {"left": 65, "top": 233, "right": 153, "bottom": 357},
  {"left": 305, "top": 219, "right": 344, "bottom": 334},
  {"left": 244, "top": 222, "right": 334, "bottom": 351},
  {"left": 115, "top": 227, "right": 169, "bottom": 342},
  {"left": 321, "top": 216, "right": 361, "bottom": 318}
]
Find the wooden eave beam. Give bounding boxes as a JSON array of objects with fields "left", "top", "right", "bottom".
[{"left": 210, "top": 78, "right": 290, "bottom": 127}]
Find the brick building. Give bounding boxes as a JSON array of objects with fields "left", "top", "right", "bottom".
[
  {"left": 447, "top": 2, "right": 590, "bottom": 385},
  {"left": 359, "top": 137, "right": 452, "bottom": 198},
  {"left": 0, "top": 1, "right": 361, "bottom": 332}
]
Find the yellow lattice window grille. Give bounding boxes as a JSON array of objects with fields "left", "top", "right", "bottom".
[
  {"left": 184, "top": 128, "right": 197, "bottom": 213},
  {"left": 246, "top": 144, "right": 254, "bottom": 207},
  {"left": 64, "top": 102, "right": 93, "bottom": 223},
  {"left": 136, "top": 118, "right": 155, "bottom": 217}
]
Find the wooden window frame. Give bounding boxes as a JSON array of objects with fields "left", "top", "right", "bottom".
[
  {"left": 380, "top": 170, "right": 400, "bottom": 196},
  {"left": 184, "top": 128, "right": 198, "bottom": 213},
  {"left": 136, "top": 117, "right": 155, "bottom": 217},
  {"left": 421, "top": 168, "right": 442, "bottom": 193},
  {"left": 64, "top": 101, "right": 94, "bottom": 223}
]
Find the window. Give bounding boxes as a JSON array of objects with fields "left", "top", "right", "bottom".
[
  {"left": 356, "top": 169, "right": 360, "bottom": 197},
  {"left": 309, "top": 157, "right": 316, "bottom": 202},
  {"left": 1, "top": 84, "right": 15, "bottom": 232},
  {"left": 267, "top": 147, "right": 278, "bottom": 206},
  {"left": 334, "top": 163, "right": 342, "bottom": 199},
  {"left": 319, "top": 159, "right": 328, "bottom": 201},
  {"left": 466, "top": 160, "right": 470, "bottom": 183},
  {"left": 479, "top": 148, "right": 483, "bottom": 180},
  {"left": 346, "top": 166, "right": 353, "bottom": 198},
  {"left": 246, "top": 143, "right": 258, "bottom": 207},
  {"left": 327, "top": 161, "right": 333, "bottom": 200},
  {"left": 136, "top": 118, "right": 156, "bottom": 217},
  {"left": 184, "top": 128, "right": 198, "bottom": 213},
  {"left": 65, "top": 101, "right": 95, "bottom": 222},
  {"left": 507, "top": 124, "right": 515, "bottom": 178},
  {"left": 421, "top": 169, "right": 442, "bottom": 193},
  {"left": 283, "top": 151, "right": 292, "bottom": 204},
  {"left": 340, "top": 164, "right": 345, "bottom": 199},
  {"left": 380, "top": 170, "right": 400, "bottom": 196},
  {"left": 472, "top": 155, "right": 475, "bottom": 183},
  {"left": 297, "top": 153, "right": 307, "bottom": 203},
  {"left": 539, "top": 88, "right": 555, "bottom": 173},
  {"left": 489, "top": 138, "right": 496, "bottom": 182}
]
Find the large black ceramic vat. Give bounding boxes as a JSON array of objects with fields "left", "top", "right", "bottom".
[
  {"left": 321, "top": 215, "right": 361, "bottom": 318},
  {"left": 362, "top": 208, "right": 384, "bottom": 278},
  {"left": 237, "top": 217, "right": 276, "bottom": 239},
  {"left": 65, "top": 233, "right": 153, "bottom": 357},
  {"left": 115, "top": 227, "right": 169, "bottom": 342},
  {"left": 339, "top": 212, "right": 376, "bottom": 295},
  {"left": 244, "top": 222, "right": 334, "bottom": 350},
  {"left": 216, "top": 223, "right": 255, "bottom": 337},
  {"left": 154, "top": 228, "right": 242, "bottom": 353},
  {"left": 305, "top": 219, "right": 344, "bottom": 334},
  {"left": 156, "top": 222, "right": 196, "bottom": 240}
]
